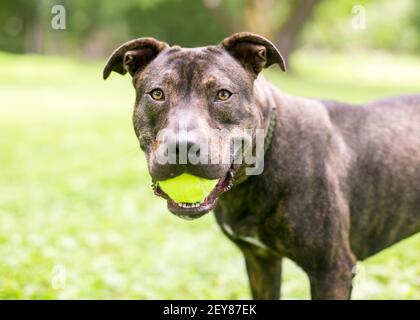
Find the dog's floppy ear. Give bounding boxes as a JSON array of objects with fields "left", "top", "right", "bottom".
[
  {"left": 103, "top": 38, "right": 169, "bottom": 80},
  {"left": 220, "top": 32, "right": 286, "bottom": 76}
]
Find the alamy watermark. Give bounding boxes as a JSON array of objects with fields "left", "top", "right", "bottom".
[
  {"left": 154, "top": 124, "right": 266, "bottom": 176},
  {"left": 51, "top": 5, "right": 66, "bottom": 30},
  {"left": 352, "top": 5, "right": 366, "bottom": 30},
  {"left": 51, "top": 264, "right": 66, "bottom": 290}
]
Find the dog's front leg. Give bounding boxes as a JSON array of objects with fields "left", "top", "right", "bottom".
[
  {"left": 243, "top": 249, "right": 282, "bottom": 300},
  {"left": 306, "top": 259, "right": 355, "bottom": 300}
]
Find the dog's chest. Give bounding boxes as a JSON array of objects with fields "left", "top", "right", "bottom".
[
  {"left": 221, "top": 222, "right": 268, "bottom": 250},
  {"left": 219, "top": 217, "right": 287, "bottom": 257},
  {"left": 215, "top": 200, "right": 291, "bottom": 257}
]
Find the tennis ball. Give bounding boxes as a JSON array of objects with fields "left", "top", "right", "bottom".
[{"left": 158, "top": 173, "right": 218, "bottom": 203}]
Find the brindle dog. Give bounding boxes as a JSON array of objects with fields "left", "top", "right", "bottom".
[{"left": 103, "top": 32, "right": 420, "bottom": 299}]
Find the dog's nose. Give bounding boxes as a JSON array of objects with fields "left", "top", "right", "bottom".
[{"left": 166, "top": 130, "right": 202, "bottom": 162}]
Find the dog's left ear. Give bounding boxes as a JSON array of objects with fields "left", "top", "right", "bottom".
[
  {"left": 220, "top": 32, "right": 286, "bottom": 76},
  {"left": 103, "top": 37, "right": 169, "bottom": 80}
]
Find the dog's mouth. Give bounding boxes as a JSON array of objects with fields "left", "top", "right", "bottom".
[{"left": 152, "top": 165, "right": 235, "bottom": 220}]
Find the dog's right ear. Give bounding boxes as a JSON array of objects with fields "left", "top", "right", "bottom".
[{"left": 103, "top": 38, "right": 169, "bottom": 80}]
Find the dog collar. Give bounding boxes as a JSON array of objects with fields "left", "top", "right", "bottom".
[{"left": 233, "top": 106, "right": 277, "bottom": 186}]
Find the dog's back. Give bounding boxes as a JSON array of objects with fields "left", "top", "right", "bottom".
[{"left": 324, "top": 95, "right": 420, "bottom": 259}]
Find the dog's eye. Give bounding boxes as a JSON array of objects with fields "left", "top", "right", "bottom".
[
  {"left": 216, "top": 89, "right": 232, "bottom": 101},
  {"left": 149, "top": 89, "right": 165, "bottom": 101}
]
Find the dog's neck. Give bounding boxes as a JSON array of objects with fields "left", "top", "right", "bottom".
[{"left": 233, "top": 77, "right": 278, "bottom": 186}]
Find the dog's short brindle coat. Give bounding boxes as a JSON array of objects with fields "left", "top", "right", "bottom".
[{"left": 104, "top": 32, "right": 420, "bottom": 299}]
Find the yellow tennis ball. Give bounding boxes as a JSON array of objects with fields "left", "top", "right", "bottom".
[{"left": 158, "top": 173, "right": 218, "bottom": 203}]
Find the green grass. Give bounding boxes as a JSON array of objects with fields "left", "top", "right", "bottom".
[{"left": 0, "top": 50, "right": 419, "bottom": 299}]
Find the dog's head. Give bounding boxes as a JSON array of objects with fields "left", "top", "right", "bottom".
[{"left": 103, "top": 32, "right": 285, "bottom": 219}]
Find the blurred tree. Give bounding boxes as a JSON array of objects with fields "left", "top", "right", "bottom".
[
  {"left": 412, "top": 0, "right": 420, "bottom": 51},
  {"left": 0, "top": 0, "right": 45, "bottom": 53},
  {"left": 24, "top": 1, "right": 46, "bottom": 53},
  {"left": 122, "top": 0, "right": 226, "bottom": 47},
  {"left": 207, "top": 0, "right": 324, "bottom": 65},
  {"left": 273, "top": 0, "right": 323, "bottom": 62}
]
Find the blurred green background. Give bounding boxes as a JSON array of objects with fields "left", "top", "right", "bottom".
[{"left": 0, "top": 0, "right": 419, "bottom": 299}]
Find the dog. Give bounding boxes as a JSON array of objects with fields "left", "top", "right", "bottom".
[{"left": 103, "top": 32, "right": 420, "bottom": 299}]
